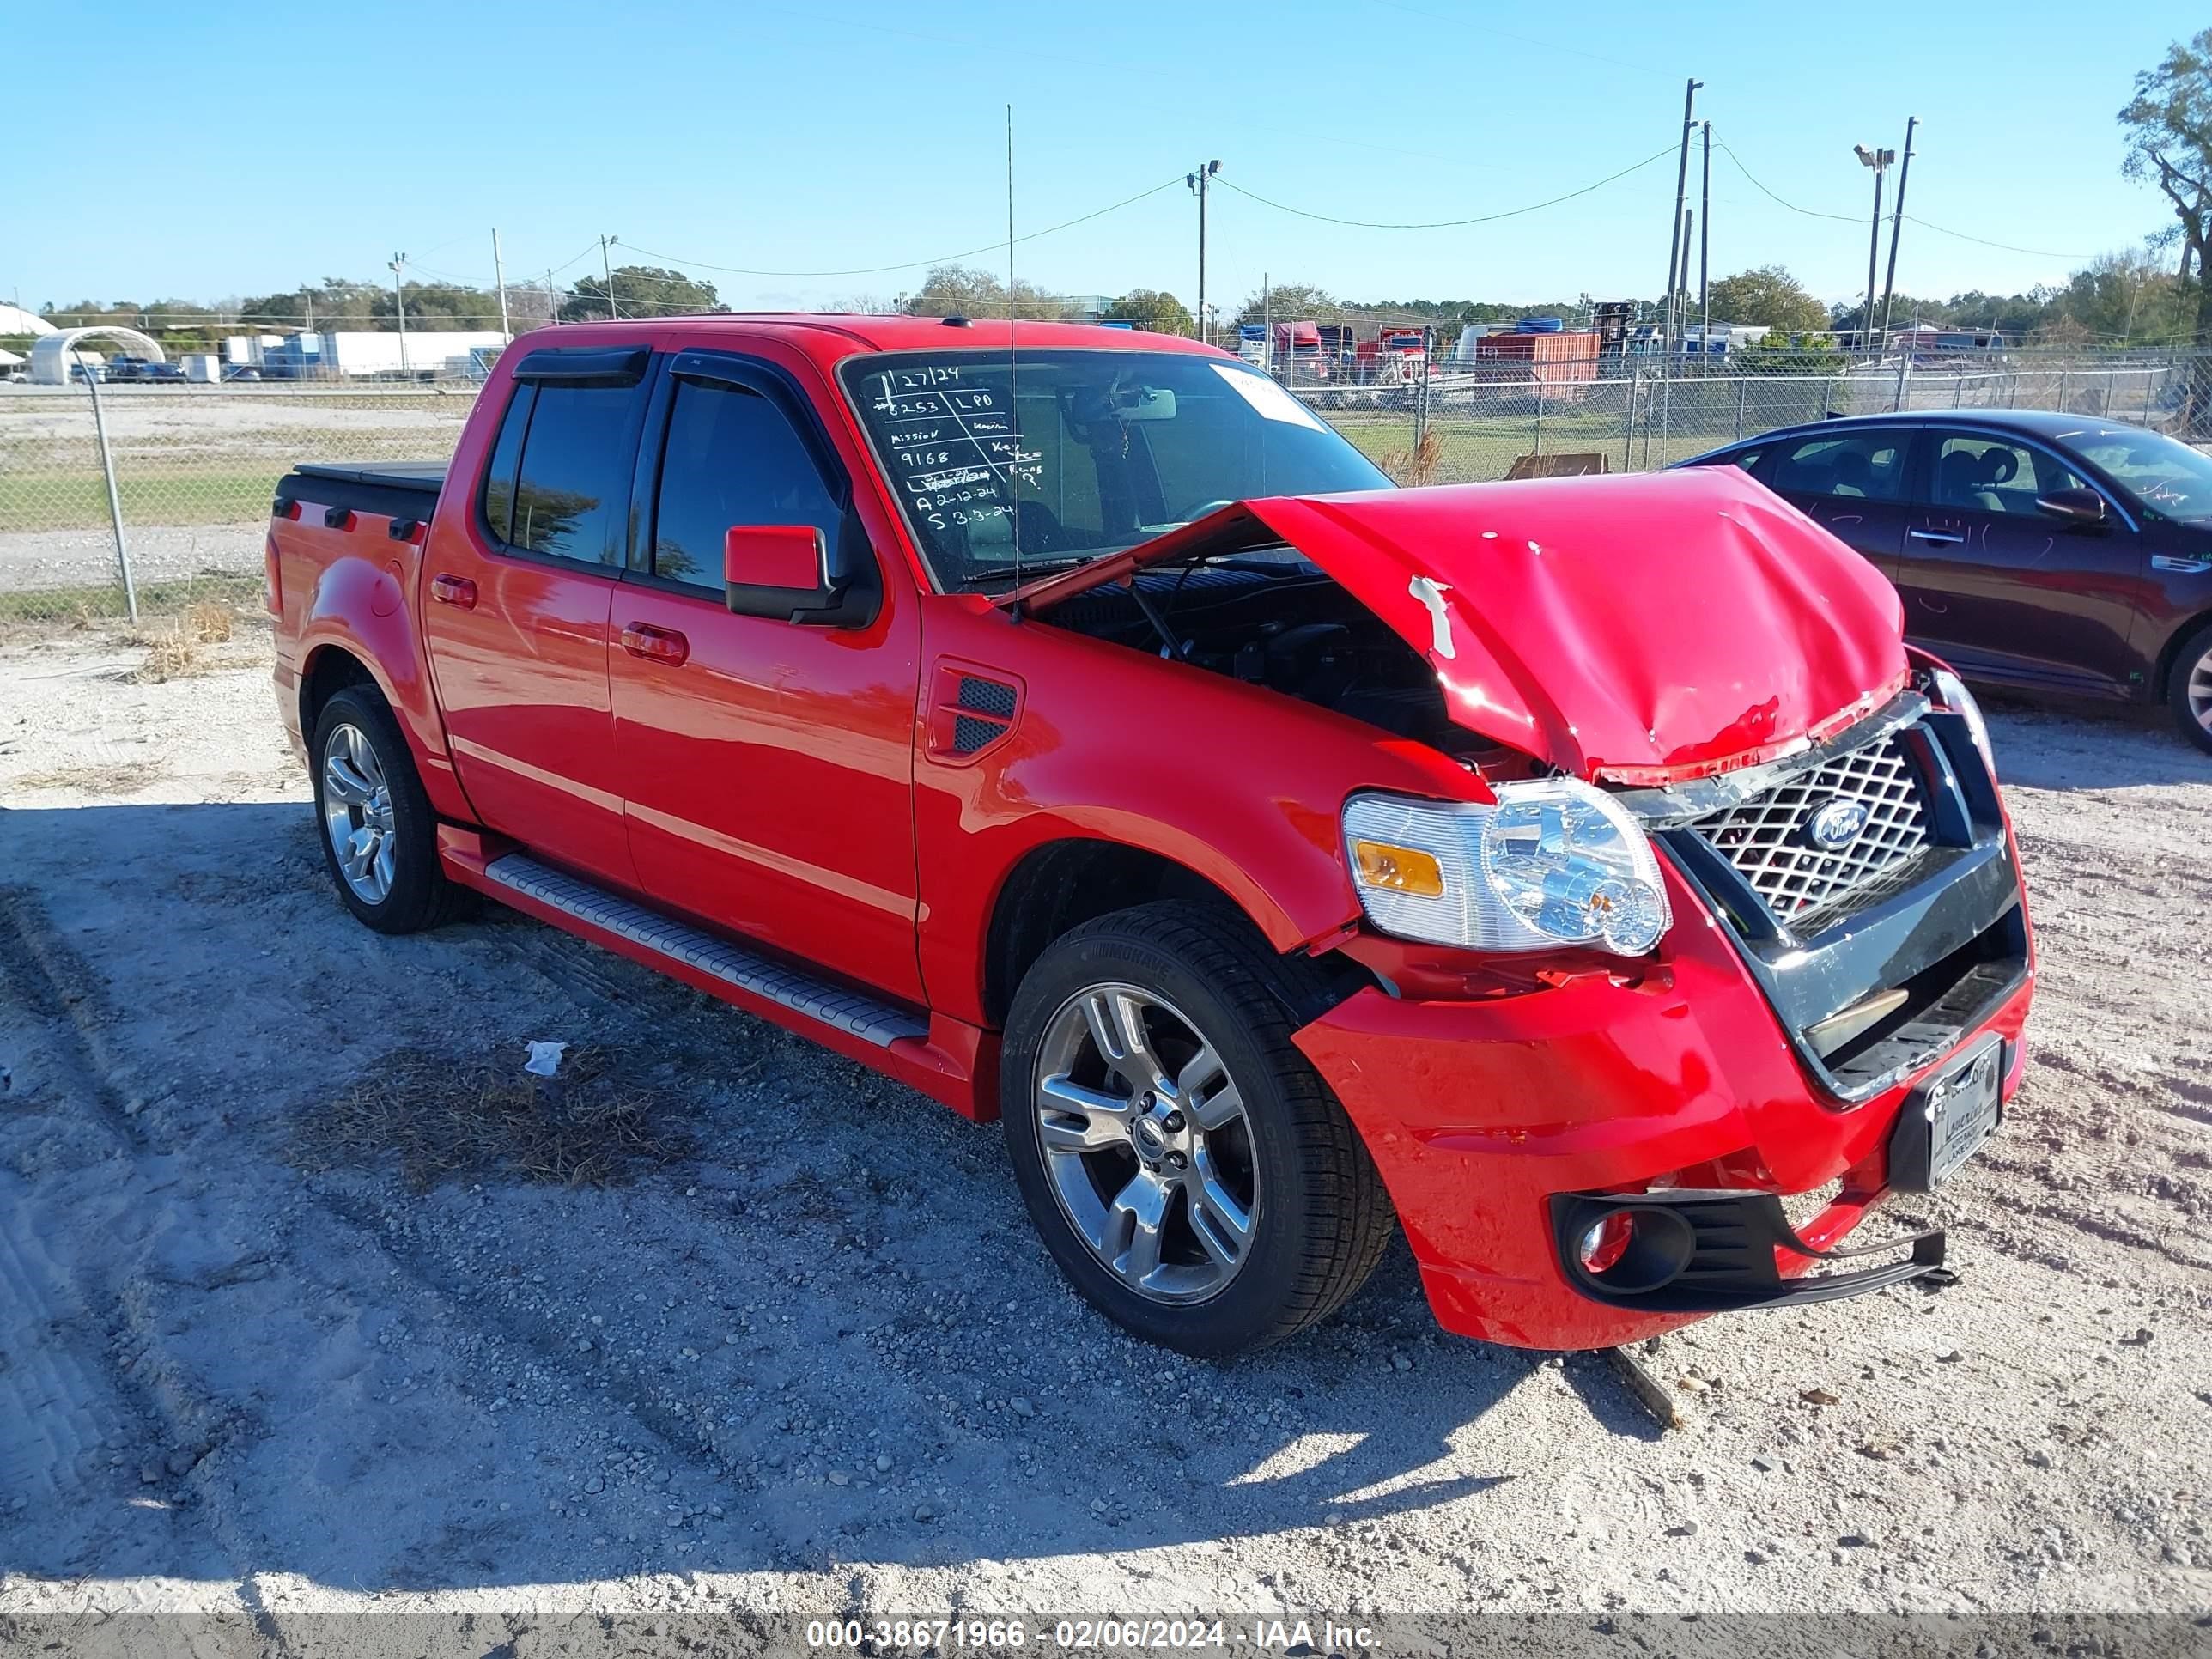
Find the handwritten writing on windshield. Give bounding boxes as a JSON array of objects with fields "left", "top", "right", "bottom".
[{"left": 869, "top": 366, "right": 1039, "bottom": 536}]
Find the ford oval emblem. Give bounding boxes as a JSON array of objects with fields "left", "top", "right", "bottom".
[{"left": 1806, "top": 799, "right": 1870, "bottom": 852}]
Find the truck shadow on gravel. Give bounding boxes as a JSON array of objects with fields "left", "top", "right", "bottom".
[{"left": 2, "top": 801, "right": 1601, "bottom": 1593}]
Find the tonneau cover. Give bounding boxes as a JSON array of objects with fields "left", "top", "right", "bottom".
[
  {"left": 278, "top": 461, "right": 447, "bottom": 524},
  {"left": 292, "top": 461, "right": 447, "bottom": 495}
]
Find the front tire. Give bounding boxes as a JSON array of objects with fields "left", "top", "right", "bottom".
[
  {"left": 310, "top": 686, "right": 458, "bottom": 934},
  {"left": 2169, "top": 622, "right": 2212, "bottom": 756},
  {"left": 1000, "top": 902, "right": 1394, "bottom": 1358}
]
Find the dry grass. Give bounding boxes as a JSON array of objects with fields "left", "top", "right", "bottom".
[
  {"left": 1381, "top": 427, "right": 1445, "bottom": 487},
  {"left": 291, "top": 1045, "right": 693, "bottom": 1191},
  {"left": 125, "top": 621, "right": 209, "bottom": 683},
  {"left": 5, "top": 759, "right": 168, "bottom": 797},
  {"left": 183, "top": 601, "right": 234, "bottom": 643}
]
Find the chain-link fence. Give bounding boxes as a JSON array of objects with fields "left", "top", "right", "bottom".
[
  {"left": 1295, "top": 350, "right": 2207, "bottom": 483},
  {"left": 0, "top": 383, "right": 480, "bottom": 627},
  {"left": 2, "top": 348, "right": 2205, "bottom": 630}
]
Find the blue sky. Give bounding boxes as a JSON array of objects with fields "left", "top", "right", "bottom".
[{"left": 4, "top": 0, "right": 2199, "bottom": 321}]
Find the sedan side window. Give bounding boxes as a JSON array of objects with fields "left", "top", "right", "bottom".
[
  {"left": 1765, "top": 433, "right": 1907, "bottom": 501},
  {"left": 651, "top": 378, "right": 842, "bottom": 590},
  {"left": 1929, "top": 435, "right": 2091, "bottom": 516}
]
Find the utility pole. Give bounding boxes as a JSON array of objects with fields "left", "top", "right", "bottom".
[
  {"left": 1878, "top": 117, "right": 1917, "bottom": 343},
  {"left": 599, "top": 234, "right": 619, "bottom": 320},
  {"left": 1661, "top": 77, "right": 1703, "bottom": 356},
  {"left": 1188, "top": 160, "right": 1220, "bottom": 342},
  {"left": 1679, "top": 208, "right": 1694, "bottom": 341},
  {"left": 1853, "top": 144, "right": 1896, "bottom": 355},
  {"left": 1262, "top": 270, "right": 1271, "bottom": 376},
  {"left": 492, "top": 227, "right": 511, "bottom": 342},
  {"left": 387, "top": 252, "right": 409, "bottom": 373},
  {"left": 547, "top": 269, "right": 558, "bottom": 326},
  {"left": 1698, "top": 121, "right": 1712, "bottom": 357}
]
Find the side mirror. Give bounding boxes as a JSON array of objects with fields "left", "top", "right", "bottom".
[
  {"left": 2034, "top": 487, "right": 2108, "bottom": 531},
  {"left": 723, "top": 525, "right": 878, "bottom": 626}
]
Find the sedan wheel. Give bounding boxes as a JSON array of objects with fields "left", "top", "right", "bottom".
[
  {"left": 1031, "top": 982, "right": 1259, "bottom": 1304},
  {"left": 2168, "top": 623, "right": 2212, "bottom": 756},
  {"left": 320, "top": 721, "right": 398, "bottom": 904}
]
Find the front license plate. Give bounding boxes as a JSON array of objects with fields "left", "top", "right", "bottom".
[{"left": 1893, "top": 1036, "right": 2005, "bottom": 1192}]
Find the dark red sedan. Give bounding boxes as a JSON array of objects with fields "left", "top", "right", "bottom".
[{"left": 1686, "top": 410, "right": 2212, "bottom": 750}]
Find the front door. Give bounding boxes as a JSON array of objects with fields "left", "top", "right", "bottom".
[
  {"left": 421, "top": 348, "right": 652, "bottom": 888},
  {"left": 1895, "top": 429, "right": 2145, "bottom": 694},
  {"left": 609, "top": 351, "right": 925, "bottom": 1003},
  {"left": 1753, "top": 426, "right": 1916, "bottom": 573}
]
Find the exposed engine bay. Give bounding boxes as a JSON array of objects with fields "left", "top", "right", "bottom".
[{"left": 1036, "top": 556, "right": 1514, "bottom": 765}]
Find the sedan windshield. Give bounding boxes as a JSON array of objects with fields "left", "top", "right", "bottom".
[
  {"left": 840, "top": 349, "right": 1390, "bottom": 587},
  {"left": 2066, "top": 426, "right": 2212, "bottom": 524}
]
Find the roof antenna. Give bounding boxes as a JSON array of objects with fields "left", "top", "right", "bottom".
[{"left": 1006, "top": 102, "right": 1022, "bottom": 588}]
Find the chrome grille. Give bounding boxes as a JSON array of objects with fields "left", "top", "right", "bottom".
[{"left": 1686, "top": 736, "right": 1931, "bottom": 922}]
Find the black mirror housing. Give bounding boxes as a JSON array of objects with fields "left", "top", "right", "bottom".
[{"left": 2035, "top": 487, "right": 2108, "bottom": 530}]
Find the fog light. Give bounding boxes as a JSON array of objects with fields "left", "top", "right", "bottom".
[{"left": 1576, "top": 1211, "right": 1633, "bottom": 1274}]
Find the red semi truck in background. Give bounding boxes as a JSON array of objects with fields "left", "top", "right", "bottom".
[{"left": 267, "top": 314, "right": 2033, "bottom": 1357}]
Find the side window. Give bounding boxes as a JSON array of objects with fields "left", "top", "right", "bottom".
[
  {"left": 480, "top": 384, "right": 534, "bottom": 544},
  {"left": 1766, "top": 432, "right": 1907, "bottom": 501},
  {"left": 508, "top": 382, "right": 636, "bottom": 564},
  {"left": 652, "top": 378, "right": 841, "bottom": 590},
  {"left": 1929, "top": 434, "right": 2090, "bottom": 516}
]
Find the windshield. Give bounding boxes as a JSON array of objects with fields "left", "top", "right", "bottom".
[
  {"left": 2066, "top": 426, "right": 2212, "bottom": 524},
  {"left": 840, "top": 348, "right": 1390, "bottom": 586}
]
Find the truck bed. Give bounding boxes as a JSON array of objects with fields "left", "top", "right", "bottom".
[{"left": 278, "top": 460, "right": 447, "bottom": 523}]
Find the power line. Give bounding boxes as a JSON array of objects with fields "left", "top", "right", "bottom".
[
  {"left": 1210, "top": 143, "right": 1677, "bottom": 230},
  {"left": 1899, "top": 215, "right": 2094, "bottom": 260},
  {"left": 1715, "top": 142, "right": 2093, "bottom": 259},
  {"left": 617, "top": 175, "right": 1186, "bottom": 280}
]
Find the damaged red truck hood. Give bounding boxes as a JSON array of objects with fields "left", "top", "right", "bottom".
[{"left": 998, "top": 468, "right": 1907, "bottom": 783}]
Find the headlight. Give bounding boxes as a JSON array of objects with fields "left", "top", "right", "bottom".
[
  {"left": 1929, "top": 667, "right": 1995, "bottom": 777},
  {"left": 1343, "top": 778, "right": 1672, "bottom": 957}
]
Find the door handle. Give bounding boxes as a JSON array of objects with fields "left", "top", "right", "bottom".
[
  {"left": 621, "top": 623, "right": 690, "bottom": 666},
  {"left": 1909, "top": 529, "right": 1966, "bottom": 545},
  {"left": 429, "top": 574, "right": 477, "bottom": 608}
]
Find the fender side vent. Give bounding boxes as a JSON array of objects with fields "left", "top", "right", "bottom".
[
  {"left": 951, "top": 714, "right": 1004, "bottom": 754},
  {"left": 928, "top": 662, "right": 1024, "bottom": 760}
]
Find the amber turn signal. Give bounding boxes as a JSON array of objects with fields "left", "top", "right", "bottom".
[{"left": 1350, "top": 839, "right": 1446, "bottom": 898}]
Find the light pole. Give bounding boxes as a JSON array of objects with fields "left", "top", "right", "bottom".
[
  {"left": 1853, "top": 144, "right": 1895, "bottom": 356},
  {"left": 1188, "top": 161, "right": 1219, "bottom": 342},
  {"left": 388, "top": 252, "right": 409, "bottom": 373}
]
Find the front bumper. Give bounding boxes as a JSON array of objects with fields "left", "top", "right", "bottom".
[{"left": 1292, "top": 855, "right": 2033, "bottom": 1350}]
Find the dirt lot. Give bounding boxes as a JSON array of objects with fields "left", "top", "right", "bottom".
[{"left": 0, "top": 623, "right": 2207, "bottom": 1640}]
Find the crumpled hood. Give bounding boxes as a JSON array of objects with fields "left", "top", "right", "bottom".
[{"left": 1005, "top": 467, "right": 1907, "bottom": 782}]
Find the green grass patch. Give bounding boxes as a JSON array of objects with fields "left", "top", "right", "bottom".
[{"left": 0, "top": 465, "right": 278, "bottom": 534}]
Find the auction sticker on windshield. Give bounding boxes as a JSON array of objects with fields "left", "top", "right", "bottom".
[{"left": 1212, "top": 362, "right": 1326, "bottom": 429}]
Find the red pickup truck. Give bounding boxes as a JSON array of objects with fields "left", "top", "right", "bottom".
[{"left": 269, "top": 315, "right": 2033, "bottom": 1357}]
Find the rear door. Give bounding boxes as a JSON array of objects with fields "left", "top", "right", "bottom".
[
  {"left": 1750, "top": 426, "right": 1915, "bottom": 574},
  {"left": 609, "top": 349, "right": 925, "bottom": 1002},
  {"left": 420, "top": 346, "right": 652, "bottom": 887},
  {"left": 1894, "top": 428, "right": 2145, "bottom": 693}
]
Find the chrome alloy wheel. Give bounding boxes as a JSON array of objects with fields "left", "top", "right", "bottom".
[
  {"left": 2191, "top": 642, "right": 2212, "bottom": 736},
  {"left": 1031, "top": 983, "right": 1260, "bottom": 1304},
  {"left": 320, "top": 721, "right": 398, "bottom": 904}
]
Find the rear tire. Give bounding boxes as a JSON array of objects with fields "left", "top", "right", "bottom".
[
  {"left": 2168, "top": 622, "right": 2212, "bottom": 756},
  {"left": 1000, "top": 902, "right": 1394, "bottom": 1358},
  {"left": 310, "top": 686, "right": 460, "bottom": 934}
]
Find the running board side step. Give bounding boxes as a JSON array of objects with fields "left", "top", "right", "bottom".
[{"left": 479, "top": 853, "right": 928, "bottom": 1048}]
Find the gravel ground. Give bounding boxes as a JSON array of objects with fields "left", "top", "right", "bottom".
[{"left": 0, "top": 625, "right": 2207, "bottom": 1640}]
